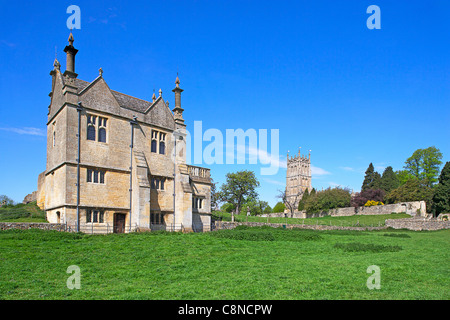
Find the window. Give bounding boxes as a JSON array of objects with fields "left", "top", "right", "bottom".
[
  {"left": 193, "top": 197, "right": 203, "bottom": 209},
  {"left": 151, "top": 130, "right": 166, "bottom": 154},
  {"left": 86, "top": 209, "right": 104, "bottom": 223},
  {"left": 87, "top": 115, "right": 96, "bottom": 141},
  {"left": 98, "top": 117, "right": 107, "bottom": 143},
  {"left": 159, "top": 133, "right": 166, "bottom": 155},
  {"left": 151, "top": 140, "right": 157, "bottom": 153},
  {"left": 87, "top": 168, "right": 106, "bottom": 184},
  {"left": 87, "top": 114, "right": 107, "bottom": 143},
  {"left": 151, "top": 177, "right": 165, "bottom": 190},
  {"left": 151, "top": 131, "right": 158, "bottom": 153},
  {"left": 150, "top": 212, "right": 165, "bottom": 225}
]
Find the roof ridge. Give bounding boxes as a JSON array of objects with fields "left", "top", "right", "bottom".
[{"left": 111, "top": 90, "right": 151, "bottom": 104}]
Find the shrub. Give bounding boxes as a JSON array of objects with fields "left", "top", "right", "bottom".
[
  {"left": 305, "top": 187, "right": 351, "bottom": 214},
  {"left": 351, "top": 189, "right": 385, "bottom": 207},
  {"left": 220, "top": 203, "right": 235, "bottom": 213},
  {"left": 272, "top": 202, "right": 285, "bottom": 213},
  {"left": 364, "top": 200, "right": 384, "bottom": 207},
  {"left": 385, "top": 179, "right": 433, "bottom": 209}
]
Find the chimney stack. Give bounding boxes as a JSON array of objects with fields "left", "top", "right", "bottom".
[{"left": 63, "top": 32, "right": 78, "bottom": 78}]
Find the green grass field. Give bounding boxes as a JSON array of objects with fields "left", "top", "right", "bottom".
[{"left": 0, "top": 226, "right": 448, "bottom": 300}]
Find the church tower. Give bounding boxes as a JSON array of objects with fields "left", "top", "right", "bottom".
[{"left": 285, "top": 148, "right": 312, "bottom": 209}]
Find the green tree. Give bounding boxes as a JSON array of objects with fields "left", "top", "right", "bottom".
[
  {"left": 0, "top": 195, "right": 15, "bottom": 207},
  {"left": 272, "top": 202, "right": 285, "bottom": 213},
  {"left": 361, "top": 163, "right": 381, "bottom": 191},
  {"left": 432, "top": 161, "right": 450, "bottom": 216},
  {"left": 298, "top": 188, "right": 310, "bottom": 211},
  {"left": 385, "top": 179, "right": 433, "bottom": 208},
  {"left": 404, "top": 146, "right": 443, "bottom": 187},
  {"left": 380, "top": 166, "right": 400, "bottom": 193},
  {"left": 395, "top": 169, "right": 416, "bottom": 185},
  {"left": 242, "top": 200, "right": 270, "bottom": 216},
  {"left": 263, "top": 204, "right": 272, "bottom": 214},
  {"left": 217, "top": 170, "right": 260, "bottom": 215},
  {"left": 220, "top": 203, "right": 235, "bottom": 213},
  {"left": 304, "top": 187, "right": 352, "bottom": 214}
]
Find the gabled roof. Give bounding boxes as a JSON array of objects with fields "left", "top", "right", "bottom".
[{"left": 68, "top": 75, "right": 175, "bottom": 130}]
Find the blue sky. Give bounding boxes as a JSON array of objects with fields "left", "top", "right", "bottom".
[{"left": 0, "top": 0, "right": 449, "bottom": 206}]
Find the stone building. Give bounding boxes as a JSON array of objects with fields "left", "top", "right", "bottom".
[
  {"left": 285, "top": 148, "right": 312, "bottom": 210},
  {"left": 36, "top": 33, "right": 212, "bottom": 233}
]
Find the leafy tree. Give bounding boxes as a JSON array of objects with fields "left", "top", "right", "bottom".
[
  {"left": 298, "top": 188, "right": 310, "bottom": 211},
  {"left": 0, "top": 195, "right": 15, "bottom": 207},
  {"left": 361, "top": 163, "right": 381, "bottom": 191},
  {"left": 263, "top": 204, "right": 272, "bottom": 214},
  {"left": 217, "top": 170, "right": 260, "bottom": 215},
  {"left": 404, "top": 146, "right": 443, "bottom": 187},
  {"left": 242, "top": 200, "right": 270, "bottom": 216},
  {"left": 272, "top": 202, "right": 286, "bottom": 213},
  {"left": 385, "top": 179, "right": 433, "bottom": 208},
  {"left": 380, "top": 166, "right": 400, "bottom": 193},
  {"left": 220, "top": 203, "right": 235, "bottom": 213},
  {"left": 432, "top": 161, "right": 450, "bottom": 216},
  {"left": 351, "top": 189, "right": 385, "bottom": 207},
  {"left": 304, "top": 187, "right": 352, "bottom": 214},
  {"left": 395, "top": 169, "right": 416, "bottom": 185}
]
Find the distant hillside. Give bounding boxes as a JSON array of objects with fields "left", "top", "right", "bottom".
[{"left": 0, "top": 201, "right": 47, "bottom": 222}]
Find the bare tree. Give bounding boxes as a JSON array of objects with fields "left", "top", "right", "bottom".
[{"left": 277, "top": 189, "right": 303, "bottom": 218}]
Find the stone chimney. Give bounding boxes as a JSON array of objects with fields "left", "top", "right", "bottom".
[
  {"left": 172, "top": 75, "right": 185, "bottom": 127},
  {"left": 63, "top": 32, "right": 78, "bottom": 78}
]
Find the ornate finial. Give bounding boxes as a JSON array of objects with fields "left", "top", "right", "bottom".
[
  {"left": 159, "top": 88, "right": 162, "bottom": 97},
  {"left": 152, "top": 91, "right": 156, "bottom": 102},
  {"left": 175, "top": 74, "right": 180, "bottom": 88},
  {"left": 99, "top": 67, "right": 103, "bottom": 77},
  {"left": 53, "top": 58, "right": 61, "bottom": 70},
  {"left": 68, "top": 31, "right": 74, "bottom": 46}
]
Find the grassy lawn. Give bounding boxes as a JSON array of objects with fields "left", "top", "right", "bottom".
[
  {"left": 212, "top": 211, "right": 412, "bottom": 227},
  {"left": 0, "top": 202, "right": 47, "bottom": 223},
  {"left": 0, "top": 226, "right": 448, "bottom": 300}
]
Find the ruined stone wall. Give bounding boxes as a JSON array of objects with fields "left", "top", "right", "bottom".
[
  {"left": 263, "top": 201, "right": 426, "bottom": 219},
  {"left": 0, "top": 222, "right": 66, "bottom": 231},
  {"left": 385, "top": 218, "right": 450, "bottom": 231}
]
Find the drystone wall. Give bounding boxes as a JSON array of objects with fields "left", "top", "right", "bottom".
[
  {"left": 385, "top": 218, "right": 450, "bottom": 231},
  {"left": 264, "top": 201, "right": 426, "bottom": 219},
  {"left": 0, "top": 222, "right": 66, "bottom": 231}
]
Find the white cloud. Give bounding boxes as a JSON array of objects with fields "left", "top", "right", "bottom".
[
  {"left": 0, "top": 127, "right": 46, "bottom": 137},
  {"left": 339, "top": 166, "right": 355, "bottom": 172},
  {"left": 311, "top": 165, "right": 331, "bottom": 176},
  {"left": 263, "top": 178, "right": 285, "bottom": 186}
]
